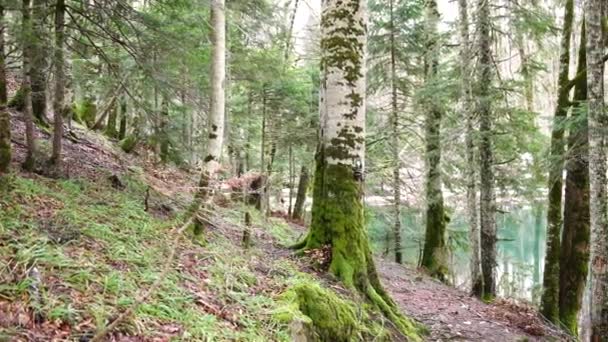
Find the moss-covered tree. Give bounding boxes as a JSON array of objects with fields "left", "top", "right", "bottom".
[
  {"left": 21, "top": 0, "right": 37, "bottom": 172},
  {"left": 420, "top": 0, "right": 448, "bottom": 281},
  {"left": 558, "top": 21, "right": 590, "bottom": 335},
  {"left": 50, "top": 0, "right": 65, "bottom": 170},
  {"left": 292, "top": 0, "right": 419, "bottom": 338},
  {"left": 476, "top": 0, "right": 496, "bottom": 300},
  {"left": 585, "top": 0, "right": 608, "bottom": 338},
  {"left": 540, "top": 0, "right": 573, "bottom": 322},
  {"left": 0, "top": 1, "right": 9, "bottom": 174},
  {"left": 30, "top": 0, "right": 48, "bottom": 126}
]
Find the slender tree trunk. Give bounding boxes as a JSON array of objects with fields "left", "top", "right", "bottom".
[
  {"left": 288, "top": 144, "right": 294, "bottom": 216},
  {"left": 159, "top": 98, "right": 169, "bottom": 163},
  {"left": 559, "top": 21, "right": 590, "bottom": 336},
  {"left": 30, "top": 0, "right": 47, "bottom": 126},
  {"left": 50, "top": 0, "right": 65, "bottom": 169},
  {"left": 533, "top": 204, "right": 542, "bottom": 285},
  {"left": 292, "top": 1, "right": 419, "bottom": 338},
  {"left": 458, "top": 0, "right": 481, "bottom": 296},
  {"left": 118, "top": 96, "right": 127, "bottom": 140},
  {"left": 540, "top": 0, "right": 574, "bottom": 322},
  {"left": 476, "top": 0, "right": 496, "bottom": 300},
  {"left": 292, "top": 165, "right": 309, "bottom": 221},
  {"left": 585, "top": 0, "right": 608, "bottom": 338},
  {"left": 22, "top": 0, "right": 36, "bottom": 172},
  {"left": 389, "top": 0, "right": 402, "bottom": 264},
  {"left": 0, "top": 2, "right": 10, "bottom": 174},
  {"left": 190, "top": 0, "right": 226, "bottom": 235},
  {"left": 421, "top": 0, "right": 447, "bottom": 280},
  {"left": 105, "top": 102, "right": 118, "bottom": 139}
]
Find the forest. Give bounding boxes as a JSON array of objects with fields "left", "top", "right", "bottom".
[{"left": 0, "top": 0, "right": 607, "bottom": 340}]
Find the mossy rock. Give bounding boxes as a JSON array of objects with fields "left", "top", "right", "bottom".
[
  {"left": 8, "top": 87, "right": 25, "bottom": 111},
  {"left": 119, "top": 135, "right": 138, "bottom": 153}
]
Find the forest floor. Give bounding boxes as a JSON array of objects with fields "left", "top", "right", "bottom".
[{"left": 0, "top": 111, "right": 572, "bottom": 341}]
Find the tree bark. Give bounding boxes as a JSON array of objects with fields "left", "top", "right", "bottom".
[
  {"left": 476, "top": 0, "right": 496, "bottom": 300},
  {"left": 559, "top": 21, "right": 590, "bottom": 336},
  {"left": 50, "top": 0, "right": 65, "bottom": 170},
  {"left": 458, "top": 0, "right": 481, "bottom": 296},
  {"left": 292, "top": 165, "right": 309, "bottom": 221},
  {"left": 585, "top": 0, "right": 608, "bottom": 338},
  {"left": 421, "top": 0, "right": 448, "bottom": 281},
  {"left": 540, "top": 0, "right": 574, "bottom": 322},
  {"left": 118, "top": 96, "right": 127, "bottom": 140},
  {"left": 389, "top": 0, "right": 402, "bottom": 264},
  {"left": 30, "top": 0, "right": 47, "bottom": 126},
  {"left": 0, "top": 2, "right": 9, "bottom": 174},
  {"left": 292, "top": 1, "right": 419, "bottom": 338},
  {"left": 190, "top": 0, "right": 226, "bottom": 235},
  {"left": 21, "top": 0, "right": 36, "bottom": 172}
]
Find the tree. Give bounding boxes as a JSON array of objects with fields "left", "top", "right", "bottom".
[
  {"left": 22, "top": 0, "right": 37, "bottom": 171},
  {"left": 457, "top": 0, "right": 481, "bottom": 296},
  {"left": 30, "top": 0, "right": 48, "bottom": 126},
  {"left": 420, "top": 0, "right": 448, "bottom": 281},
  {"left": 558, "top": 20, "right": 589, "bottom": 335},
  {"left": 190, "top": 0, "right": 226, "bottom": 235},
  {"left": 292, "top": 0, "right": 418, "bottom": 337},
  {"left": 476, "top": 0, "right": 496, "bottom": 300},
  {"left": 291, "top": 165, "right": 309, "bottom": 221},
  {"left": 50, "top": 0, "right": 65, "bottom": 170},
  {"left": 0, "top": 1, "right": 9, "bottom": 174},
  {"left": 540, "top": 0, "right": 573, "bottom": 322},
  {"left": 585, "top": 0, "right": 608, "bottom": 338}
]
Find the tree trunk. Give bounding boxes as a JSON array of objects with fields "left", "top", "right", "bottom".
[
  {"left": 458, "top": 0, "right": 481, "bottom": 296},
  {"left": 421, "top": 0, "right": 447, "bottom": 280},
  {"left": 0, "top": 2, "right": 10, "bottom": 174},
  {"left": 190, "top": 0, "right": 225, "bottom": 236},
  {"left": 585, "top": 0, "right": 608, "bottom": 338},
  {"left": 105, "top": 102, "right": 118, "bottom": 139},
  {"left": 159, "top": 98, "right": 169, "bottom": 163},
  {"left": 476, "top": 0, "right": 496, "bottom": 300},
  {"left": 389, "top": 0, "right": 402, "bottom": 264},
  {"left": 118, "top": 96, "right": 127, "bottom": 140},
  {"left": 559, "top": 21, "right": 590, "bottom": 336},
  {"left": 540, "top": 0, "right": 574, "bottom": 322},
  {"left": 30, "top": 0, "right": 47, "bottom": 126},
  {"left": 292, "top": 1, "right": 419, "bottom": 338},
  {"left": 533, "top": 204, "right": 542, "bottom": 285},
  {"left": 22, "top": 0, "right": 36, "bottom": 172},
  {"left": 50, "top": 0, "right": 65, "bottom": 170},
  {"left": 292, "top": 165, "right": 309, "bottom": 221}
]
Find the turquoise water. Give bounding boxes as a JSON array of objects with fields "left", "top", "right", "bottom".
[{"left": 367, "top": 205, "right": 546, "bottom": 303}]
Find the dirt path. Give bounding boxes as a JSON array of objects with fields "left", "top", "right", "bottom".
[{"left": 378, "top": 260, "right": 570, "bottom": 341}]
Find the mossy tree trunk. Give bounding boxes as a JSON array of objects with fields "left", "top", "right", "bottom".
[
  {"left": 559, "top": 21, "right": 590, "bottom": 336},
  {"left": 190, "top": 0, "right": 225, "bottom": 235},
  {"left": 585, "top": 0, "right": 608, "bottom": 338},
  {"left": 458, "top": 0, "right": 481, "bottom": 296},
  {"left": 389, "top": 0, "right": 402, "bottom": 264},
  {"left": 293, "top": 1, "right": 418, "bottom": 338},
  {"left": 21, "top": 0, "right": 37, "bottom": 172},
  {"left": 0, "top": 2, "right": 10, "bottom": 174},
  {"left": 421, "top": 0, "right": 448, "bottom": 281},
  {"left": 50, "top": 0, "right": 65, "bottom": 170},
  {"left": 30, "top": 0, "right": 47, "bottom": 126},
  {"left": 476, "top": 0, "right": 496, "bottom": 300},
  {"left": 540, "top": 0, "right": 573, "bottom": 322}
]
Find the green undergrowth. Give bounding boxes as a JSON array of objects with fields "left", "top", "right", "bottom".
[{"left": 0, "top": 172, "right": 407, "bottom": 341}]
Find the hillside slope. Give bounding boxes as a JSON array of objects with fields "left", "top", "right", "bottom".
[{"left": 1, "top": 114, "right": 570, "bottom": 341}]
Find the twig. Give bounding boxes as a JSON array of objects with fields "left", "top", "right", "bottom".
[{"left": 90, "top": 216, "right": 193, "bottom": 342}]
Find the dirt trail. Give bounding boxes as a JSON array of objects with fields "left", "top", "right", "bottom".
[{"left": 378, "top": 260, "right": 570, "bottom": 341}]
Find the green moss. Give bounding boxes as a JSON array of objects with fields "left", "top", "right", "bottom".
[
  {"left": 73, "top": 99, "right": 97, "bottom": 128},
  {"left": 120, "top": 134, "right": 138, "bottom": 153}
]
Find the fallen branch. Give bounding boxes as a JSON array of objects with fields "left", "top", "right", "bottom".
[{"left": 90, "top": 215, "right": 194, "bottom": 342}]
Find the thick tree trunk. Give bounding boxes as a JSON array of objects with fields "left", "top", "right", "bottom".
[
  {"left": 292, "top": 165, "right": 309, "bottom": 221},
  {"left": 585, "top": 0, "right": 608, "bottom": 339},
  {"left": 540, "top": 0, "right": 574, "bottom": 322},
  {"left": 559, "top": 22, "right": 590, "bottom": 336},
  {"left": 292, "top": 1, "right": 419, "bottom": 338},
  {"left": 50, "top": 0, "right": 65, "bottom": 169},
  {"left": 389, "top": 0, "right": 402, "bottom": 264},
  {"left": 421, "top": 0, "right": 447, "bottom": 280},
  {"left": 458, "top": 0, "right": 481, "bottom": 296},
  {"left": 30, "top": 0, "right": 47, "bottom": 126},
  {"left": 476, "top": 0, "right": 496, "bottom": 300},
  {"left": 190, "top": 0, "right": 225, "bottom": 235},
  {"left": 22, "top": 0, "right": 36, "bottom": 172},
  {"left": 0, "top": 2, "right": 9, "bottom": 174}
]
